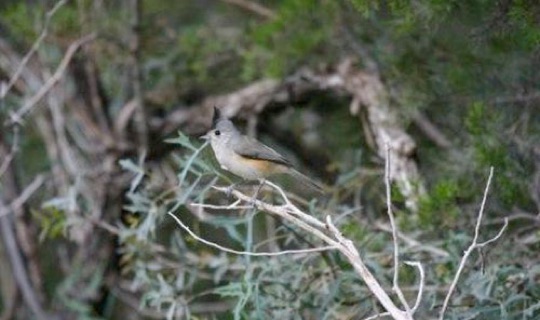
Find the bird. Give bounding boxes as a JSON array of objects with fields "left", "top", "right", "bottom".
[{"left": 201, "top": 107, "right": 323, "bottom": 194}]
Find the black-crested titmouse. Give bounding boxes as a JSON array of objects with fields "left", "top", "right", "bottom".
[{"left": 201, "top": 107, "right": 323, "bottom": 193}]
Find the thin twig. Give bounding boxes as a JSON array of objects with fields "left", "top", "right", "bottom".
[
  {"left": 190, "top": 202, "right": 253, "bottom": 210},
  {"left": 209, "top": 182, "right": 412, "bottom": 320},
  {"left": 212, "top": 186, "right": 340, "bottom": 247},
  {"left": 0, "top": 125, "right": 20, "bottom": 179},
  {"left": 324, "top": 215, "right": 410, "bottom": 320},
  {"left": 87, "top": 216, "right": 121, "bottom": 235},
  {"left": 0, "top": 174, "right": 45, "bottom": 217},
  {"left": 364, "top": 261, "right": 424, "bottom": 320},
  {"left": 7, "top": 33, "right": 97, "bottom": 125},
  {"left": 363, "top": 311, "right": 390, "bottom": 320},
  {"left": 439, "top": 167, "right": 508, "bottom": 319},
  {"left": 476, "top": 221, "right": 508, "bottom": 247},
  {"left": 167, "top": 211, "right": 336, "bottom": 256},
  {"left": 219, "top": 0, "right": 276, "bottom": 19},
  {"left": 128, "top": 0, "right": 148, "bottom": 151},
  {"left": 405, "top": 261, "right": 425, "bottom": 313},
  {"left": 0, "top": 200, "right": 48, "bottom": 320},
  {"left": 411, "top": 112, "right": 452, "bottom": 149},
  {"left": 385, "top": 144, "right": 412, "bottom": 314},
  {"left": 374, "top": 221, "right": 450, "bottom": 258},
  {"left": 264, "top": 180, "right": 326, "bottom": 229},
  {"left": 0, "top": 152, "right": 14, "bottom": 178},
  {"left": 0, "top": 0, "right": 67, "bottom": 99}
]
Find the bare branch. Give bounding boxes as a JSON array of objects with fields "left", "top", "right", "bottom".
[
  {"left": 167, "top": 211, "right": 335, "bottom": 256},
  {"left": 157, "top": 59, "right": 425, "bottom": 211},
  {"left": 0, "top": 124, "right": 20, "bottom": 179},
  {"left": 0, "top": 201, "right": 49, "bottom": 320},
  {"left": 411, "top": 112, "right": 452, "bottom": 149},
  {"left": 199, "top": 182, "right": 413, "bottom": 320},
  {"left": 220, "top": 0, "right": 277, "bottom": 19},
  {"left": 363, "top": 261, "right": 425, "bottom": 320},
  {"left": 212, "top": 185, "right": 339, "bottom": 247},
  {"left": 0, "top": 151, "right": 14, "bottom": 178},
  {"left": 324, "top": 215, "right": 411, "bottom": 320},
  {"left": 476, "top": 218, "right": 509, "bottom": 248},
  {"left": 405, "top": 261, "right": 425, "bottom": 313},
  {"left": 0, "top": 174, "right": 45, "bottom": 217},
  {"left": 385, "top": 144, "right": 412, "bottom": 315},
  {"left": 374, "top": 221, "right": 450, "bottom": 258},
  {"left": 264, "top": 180, "right": 327, "bottom": 229},
  {"left": 128, "top": 0, "right": 148, "bottom": 151},
  {"left": 190, "top": 201, "right": 253, "bottom": 210},
  {"left": 473, "top": 167, "right": 494, "bottom": 243},
  {"left": 7, "top": 33, "right": 97, "bottom": 125},
  {"left": 0, "top": 0, "right": 67, "bottom": 100},
  {"left": 439, "top": 167, "right": 508, "bottom": 319}
]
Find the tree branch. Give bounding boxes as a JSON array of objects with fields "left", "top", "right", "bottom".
[
  {"left": 189, "top": 180, "right": 415, "bottom": 320},
  {"left": 156, "top": 59, "right": 425, "bottom": 211},
  {"left": 0, "top": 0, "right": 67, "bottom": 100},
  {"left": 439, "top": 167, "right": 509, "bottom": 319},
  {"left": 220, "top": 0, "right": 276, "bottom": 19},
  {"left": 0, "top": 201, "right": 49, "bottom": 320},
  {"left": 167, "top": 211, "right": 335, "bottom": 256},
  {"left": 128, "top": 0, "right": 148, "bottom": 151},
  {"left": 0, "top": 174, "right": 44, "bottom": 217},
  {"left": 385, "top": 144, "right": 412, "bottom": 315},
  {"left": 7, "top": 33, "right": 96, "bottom": 125}
]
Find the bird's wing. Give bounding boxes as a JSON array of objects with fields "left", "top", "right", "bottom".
[{"left": 233, "top": 135, "right": 291, "bottom": 167}]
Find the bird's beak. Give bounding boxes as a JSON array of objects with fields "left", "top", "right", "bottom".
[{"left": 200, "top": 133, "right": 209, "bottom": 140}]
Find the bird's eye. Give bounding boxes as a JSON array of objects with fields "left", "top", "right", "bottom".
[{"left": 214, "top": 130, "right": 221, "bottom": 136}]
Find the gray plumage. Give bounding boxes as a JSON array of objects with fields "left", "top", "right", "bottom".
[{"left": 203, "top": 107, "right": 323, "bottom": 193}]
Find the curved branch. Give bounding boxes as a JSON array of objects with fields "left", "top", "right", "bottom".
[
  {"left": 439, "top": 167, "right": 508, "bottom": 319},
  {"left": 7, "top": 33, "right": 97, "bottom": 125}
]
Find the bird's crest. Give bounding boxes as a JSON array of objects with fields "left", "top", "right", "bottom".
[{"left": 212, "top": 106, "right": 223, "bottom": 128}]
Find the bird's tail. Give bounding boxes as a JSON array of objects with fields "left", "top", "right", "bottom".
[{"left": 287, "top": 168, "right": 324, "bottom": 194}]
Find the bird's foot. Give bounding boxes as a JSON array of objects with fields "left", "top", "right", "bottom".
[
  {"left": 225, "top": 183, "right": 237, "bottom": 198},
  {"left": 247, "top": 195, "right": 262, "bottom": 210},
  {"left": 248, "top": 180, "right": 265, "bottom": 209}
]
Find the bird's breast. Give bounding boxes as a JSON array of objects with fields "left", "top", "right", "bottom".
[{"left": 212, "top": 144, "right": 285, "bottom": 180}]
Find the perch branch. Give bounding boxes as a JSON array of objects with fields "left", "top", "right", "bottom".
[
  {"left": 194, "top": 181, "right": 413, "bottom": 320},
  {"left": 157, "top": 59, "right": 425, "bottom": 211}
]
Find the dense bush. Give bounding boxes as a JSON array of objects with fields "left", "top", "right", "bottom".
[{"left": 0, "top": 0, "right": 539, "bottom": 319}]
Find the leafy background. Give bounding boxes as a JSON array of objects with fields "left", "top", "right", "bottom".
[{"left": 0, "top": 0, "right": 539, "bottom": 319}]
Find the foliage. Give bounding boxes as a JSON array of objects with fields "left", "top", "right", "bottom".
[
  {"left": 1, "top": 0, "right": 539, "bottom": 319},
  {"left": 117, "top": 133, "right": 402, "bottom": 319}
]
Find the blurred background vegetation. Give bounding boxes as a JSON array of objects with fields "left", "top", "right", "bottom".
[{"left": 0, "top": 0, "right": 539, "bottom": 319}]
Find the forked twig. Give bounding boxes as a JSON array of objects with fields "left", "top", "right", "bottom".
[
  {"left": 8, "top": 33, "right": 97, "bottom": 125},
  {"left": 188, "top": 181, "right": 415, "bottom": 320},
  {"left": 0, "top": 0, "right": 67, "bottom": 100},
  {"left": 364, "top": 261, "right": 425, "bottom": 320},
  {"left": 0, "top": 174, "right": 45, "bottom": 217},
  {"left": 439, "top": 167, "right": 508, "bottom": 319}
]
